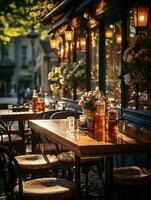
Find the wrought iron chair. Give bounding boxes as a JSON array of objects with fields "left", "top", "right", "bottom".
[
  {"left": 0, "top": 118, "right": 58, "bottom": 179},
  {"left": 0, "top": 120, "right": 23, "bottom": 155},
  {"left": 0, "top": 144, "right": 77, "bottom": 200},
  {"left": 103, "top": 126, "right": 151, "bottom": 199}
]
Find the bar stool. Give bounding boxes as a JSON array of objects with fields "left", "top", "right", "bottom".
[{"left": 0, "top": 144, "right": 77, "bottom": 200}]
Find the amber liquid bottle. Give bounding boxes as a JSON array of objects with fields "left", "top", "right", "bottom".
[
  {"left": 107, "top": 105, "right": 118, "bottom": 139},
  {"left": 32, "top": 89, "right": 38, "bottom": 112},
  {"left": 37, "top": 87, "right": 44, "bottom": 111},
  {"left": 94, "top": 99, "right": 106, "bottom": 141}
]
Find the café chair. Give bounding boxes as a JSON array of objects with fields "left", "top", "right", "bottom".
[
  {"left": 50, "top": 110, "right": 104, "bottom": 194},
  {"left": 0, "top": 119, "right": 59, "bottom": 179},
  {"left": 31, "top": 110, "right": 64, "bottom": 155},
  {"left": 0, "top": 144, "right": 77, "bottom": 200},
  {"left": 0, "top": 120, "right": 23, "bottom": 154},
  {"left": 103, "top": 126, "right": 151, "bottom": 199}
]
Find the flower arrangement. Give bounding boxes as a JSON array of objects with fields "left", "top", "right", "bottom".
[
  {"left": 48, "top": 66, "right": 62, "bottom": 93},
  {"left": 123, "top": 35, "right": 151, "bottom": 92},
  {"left": 78, "top": 88, "right": 102, "bottom": 111},
  {"left": 60, "top": 59, "right": 86, "bottom": 85},
  {"left": 48, "top": 59, "right": 86, "bottom": 96}
]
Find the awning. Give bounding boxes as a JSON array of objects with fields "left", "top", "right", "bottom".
[
  {"left": 48, "top": 8, "right": 74, "bottom": 34},
  {"left": 73, "top": 0, "right": 97, "bottom": 16},
  {"left": 41, "top": 0, "right": 79, "bottom": 25}
]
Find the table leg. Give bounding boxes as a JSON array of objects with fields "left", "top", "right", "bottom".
[
  {"left": 75, "top": 155, "right": 81, "bottom": 199},
  {"left": 18, "top": 120, "right": 26, "bottom": 154},
  {"left": 104, "top": 156, "right": 113, "bottom": 200}
]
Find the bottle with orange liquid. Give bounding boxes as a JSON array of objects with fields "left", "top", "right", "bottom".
[
  {"left": 107, "top": 104, "right": 118, "bottom": 139},
  {"left": 32, "top": 89, "right": 38, "bottom": 112},
  {"left": 37, "top": 87, "right": 44, "bottom": 111},
  {"left": 94, "top": 94, "right": 106, "bottom": 141}
]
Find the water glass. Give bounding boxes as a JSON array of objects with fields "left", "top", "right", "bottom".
[
  {"left": 67, "top": 117, "right": 79, "bottom": 139},
  {"left": 8, "top": 104, "right": 13, "bottom": 112}
]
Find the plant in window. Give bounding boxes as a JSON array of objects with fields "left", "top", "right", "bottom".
[{"left": 123, "top": 35, "right": 151, "bottom": 92}]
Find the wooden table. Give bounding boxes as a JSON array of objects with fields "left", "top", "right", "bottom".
[
  {"left": 0, "top": 109, "right": 42, "bottom": 154},
  {"left": 29, "top": 119, "right": 151, "bottom": 200}
]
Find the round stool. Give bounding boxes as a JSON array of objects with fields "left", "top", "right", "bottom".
[
  {"left": 15, "top": 154, "right": 58, "bottom": 170},
  {"left": 113, "top": 166, "right": 151, "bottom": 186},
  {"left": 14, "top": 177, "right": 76, "bottom": 200},
  {"left": 102, "top": 165, "right": 151, "bottom": 199}
]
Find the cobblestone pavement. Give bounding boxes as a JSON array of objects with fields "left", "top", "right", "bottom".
[{"left": 80, "top": 166, "right": 104, "bottom": 200}]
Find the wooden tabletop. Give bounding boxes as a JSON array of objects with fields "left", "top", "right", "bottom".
[
  {"left": 0, "top": 109, "right": 41, "bottom": 121},
  {"left": 29, "top": 119, "right": 151, "bottom": 157}
]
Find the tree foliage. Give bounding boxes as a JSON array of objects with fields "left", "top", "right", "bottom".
[{"left": 0, "top": 0, "right": 56, "bottom": 45}]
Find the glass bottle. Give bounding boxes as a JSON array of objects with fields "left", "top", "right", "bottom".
[
  {"left": 37, "top": 87, "right": 44, "bottom": 111},
  {"left": 44, "top": 92, "right": 50, "bottom": 111},
  {"left": 94, "top": 95, "right": 106, "bottom": 141},
  {"left": 32, "top": 89, "right": 38, "bottom": 112},
  {"left": 107, "top": 104, "right": 118, "bottom": 139}
]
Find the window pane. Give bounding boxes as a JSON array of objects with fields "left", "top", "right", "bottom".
[
  {"left": 90, "top": 27, "right": 99, "bottom": 90},
  {"left": 105, "top": 21, "right": 122, "bottom": 108}
]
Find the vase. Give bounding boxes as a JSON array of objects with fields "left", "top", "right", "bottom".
[{"left": 83, "top": 109, "right": 95, "bottom": 117}]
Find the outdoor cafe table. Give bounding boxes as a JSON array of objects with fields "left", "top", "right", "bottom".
[
  {"left": 0, "top": 109, "right": 42, "bottom": 154},
  {"left": 29, "top": 119, "right": 151, "bottom": 200}
]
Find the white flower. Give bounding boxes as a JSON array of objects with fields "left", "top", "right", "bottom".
[{"left": 124, "top": 73, "right": 131, "bottom": 85}]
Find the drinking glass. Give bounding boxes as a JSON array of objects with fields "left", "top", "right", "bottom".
[
  {"left": 8, "top": 104, "right": 13, "bottom": 112},
  {"left": 67, "top": 117, "right": 79, "bottom": 139}
]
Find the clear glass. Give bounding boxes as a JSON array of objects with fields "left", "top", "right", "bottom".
[{"left": 105, "top": 21, "right": 122, "bottom": 108}]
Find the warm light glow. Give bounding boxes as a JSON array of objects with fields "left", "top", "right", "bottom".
[
  {"left": 76, "top": 41, "right": 80, "bottom": 49},
  {"left": 65, "top": 25, "right": 73, "bottom": 41},
  {"left": 105, "top": 29, "right": 113, "bottom": 38},
  {"left": 116, "top": 34, "right": 122, "bottom": 44},
  {"left": 133, "top": 5, "right": 149, "bottom": 27},
  {"left": 49, "top": 34, "right": 59, "bottom": 49},
  {"left": 79, "top": 37, "right": 86, "bottom": 50}
]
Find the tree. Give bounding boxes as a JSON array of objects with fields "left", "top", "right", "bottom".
[{"left": 0, "top": 0, "right": 56, "bottom": 45}]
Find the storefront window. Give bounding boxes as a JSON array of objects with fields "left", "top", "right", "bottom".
[
  {"left": 76, "top": 29, "right": 86, "bottom": 98},
  {"left": 105, "top": 21, "right": 122, "bottom": 108},
  {"left": 90, "top": 27, "right": 99, "bottom": 90},
  {"left": 127, "top": 11, "right": 151, "bottom": 112}
]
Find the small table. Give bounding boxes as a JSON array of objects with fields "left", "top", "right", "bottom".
[
  {"left": 29, "top": 119, "right": 151, "bottom": 200},
  {"left": 0, "top": 109, "right": 42, "bottom": 154}
]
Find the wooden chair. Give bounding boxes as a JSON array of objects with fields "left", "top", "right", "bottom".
[{"left": 0, "top": 144, "right": 77, "bottom": 200}]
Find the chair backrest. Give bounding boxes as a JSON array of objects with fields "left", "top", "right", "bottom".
[
  {"left": 0, "top": 144, "right": 23, "bottom": 200},
  {"left": 0, "top": 120, "right": 12, "bottom": 150},
  {"left": 50, "top": 110, "right": 80, "bottom": 119},
  {"left": 42, "top": 110, "right": 63, "bottom": 119}
]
